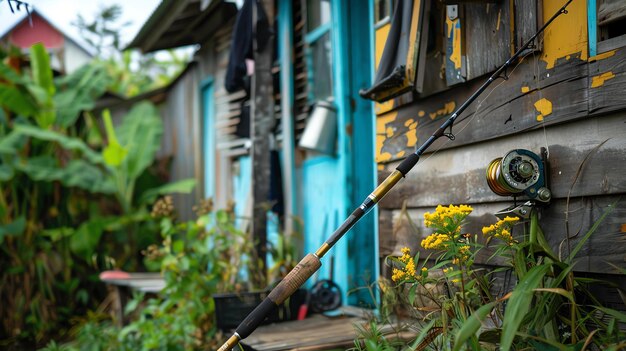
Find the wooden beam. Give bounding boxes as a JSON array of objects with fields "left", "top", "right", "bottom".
[
  {"left": 139, "top": 0, "right": 190, "bottom": 53},
  {"left": 251, "top": 0, "right": 275, "bottom": 287}
]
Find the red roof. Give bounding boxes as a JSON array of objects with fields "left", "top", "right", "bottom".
[{"left": 7, "top": 12, "right": 64, "bottom": 49}]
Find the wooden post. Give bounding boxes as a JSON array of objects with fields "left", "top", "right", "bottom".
[{"left": 251, "top": 0, "right": 274, "bottom": 288}]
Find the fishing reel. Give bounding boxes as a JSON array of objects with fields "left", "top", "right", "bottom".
[
  {"left": 485, "top": 149, "right": 551, "bottom": 218},
  {"left": 309, "top": 279, "right": 342, "bottom": 313}
]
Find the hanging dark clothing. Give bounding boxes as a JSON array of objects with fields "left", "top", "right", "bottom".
[{"left": 225, "top": 0, "right": 270, "bottom": 93}]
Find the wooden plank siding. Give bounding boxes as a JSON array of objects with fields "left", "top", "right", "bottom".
[
  {"left": 374, "top": 0, "right": 626, "bottom": 280},
  {"left": 160, "top": 64, "right": 204, "bottom": 221}
]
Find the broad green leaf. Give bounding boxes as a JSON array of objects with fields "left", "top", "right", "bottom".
[
  {"left": 14, "top": 124, "right": 103, "bottom": 164},
  {"left": 139, "top": 178, "right": 196, "bottom": 205},
  {"left": 102, "top": 109, "right": 128, "bottom": 166},
  {"left": 0, "top": 163, "right": 14, "bottom": 181},
  {"left": 0, "top": 130, "right": 26, "bottom": 155},
  {"left": 103, "top": 141, "right": 128, "bottom": 167},
  {"left": 533, "top": 288, "right": 574, "bottom": 302},
  {"left": 54, "top": 64, "right": 110, "bottom": 127},
  {"left": 29, "top": 43, "right": 56, "bottom": 128},
  {"left": 15, "top": 156, "right": 114, "bottom": 193},
  {"left": 15, "top": 155, "right": 57, "bottom": 179},
  {"left": 116, "top": 102, "right": 163, "bottom": 178},
  {"left": 70, "top": 219, "right": 107, "bottom": 260},
  {"left": 408, "top": 283, "right": 418, "bottom": 305},
  {"left": 501, "top": 263, "right": 552, "bottom": 351},
  {"left": 30, "top": 43, "right": 55, "bottom": 96},
  {"left": 0, "top": 85, "right": 38, "bottom": 117},
  {"left": 0, "top": 60, "right": 27, "bottom": 84},
  {"left": 453, "top": 302, "right": 496, "bottom": 351},
  {"left": 0, "top": 216, "right": 26, "bottom": 244},
  {"left": 41, "top": 227, "right": 75, "bottom": 242},
  {"left": 61, "top": 160, "right": 115, "bottom": 193}
]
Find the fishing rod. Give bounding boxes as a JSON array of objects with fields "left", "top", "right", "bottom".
[{"left": 217, "top": 1, "right": 573, "bottom": 350}]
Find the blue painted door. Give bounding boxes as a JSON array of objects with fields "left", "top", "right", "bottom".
[{"left": 299, "top": 0, "right": 377, "bottom": 306}]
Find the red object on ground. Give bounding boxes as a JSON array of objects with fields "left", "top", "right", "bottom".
[
  {"left": 99, "top": 270, "right": 131, "bottom": 281},
  {"left": 297, "top": 304, "right": 308, "bottom": 320}
]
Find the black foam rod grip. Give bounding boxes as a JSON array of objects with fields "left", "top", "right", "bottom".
[
  {"left": 396, "top": 153, "right": 419, "bottom": 175},
  {"left": 235, "top": 298, "right": 277, "bottom": 339}
]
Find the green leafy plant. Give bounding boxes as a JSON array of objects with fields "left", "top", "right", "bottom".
[
  {"left": 366, "top": 203, "right": 625, "bottom": 350},
  {"left": 0, "top": 44, "right": 193, "bottom": 347},
  {"left": 47, "top": 199, "right": 260, "bottom": 351}
]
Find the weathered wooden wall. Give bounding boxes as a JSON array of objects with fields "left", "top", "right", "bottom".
[
  {"left": 375, "top": 0, "right": 626, "bottom": 280},
  {"left": 159, "top": 63, "right": 203, "bottom": 220}
]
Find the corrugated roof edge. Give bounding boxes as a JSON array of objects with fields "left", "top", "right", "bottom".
[
  {"left": 94, "top": 60, "right": 199, "bottom": 111},
  {"left": 125, "top": 0, "right": 180, "bottom": 51},
  {"left": 126, "top": 0, "right": 238, "bottom": 53}
]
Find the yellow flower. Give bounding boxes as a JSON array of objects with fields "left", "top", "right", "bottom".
[
  {"left": 421, "top": 233, "right": 449, "bottom": 250},
  {"left": 401, "top": 247, "right": 411, "bottom": 255},
  {"left": 482, "top": 216, "right": 518, "bottom": 244},
  {"left": 503, "top": 216, "right": 520, "bottom": 223},
  {"left": 391, "top": 268, "right": 406, "bottom": 282},
  {"left": 482, "top": 224, "right": 495, "bottom": 235},
  {"left": 405, "top": 258, "right": 417, "bottom": 277}
]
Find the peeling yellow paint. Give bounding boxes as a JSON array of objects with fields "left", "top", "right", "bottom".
[
  {"left": 375, "top": 100, "right": 396, "bottom": 116},
  {"left": 385, "top": 126, "right": 394, "bottom": 138},
  {"left": 377, "top": 152, "right": 393, "bottom": 163},
  {"left": 376, "top": 112, "right": 398, "bottom": 163},
  {"left": 591, "top": 71, "right": 615, "bottom": 88},
  {"left": 405, "top": 0, "right": 423, "bottom": 80},
  {"left": 428, "top": 101, "right": 456, "bottom": 120},
  {"left": 418, "top": 110, "right": 425, "bottom": 117},
  {"left": 405, "top": 130, "right": 417, "bottom": 147},
  {"left": 588, "top": 50, "right": 616, "bottom": 62},
  {"left": 534, "top": 98, "right": 553, "bottom": 122},
  {"left": 541, "top": 0, "right": 587, "bottom": 69},
  {"left": 521, "top": 86, "right": 530, "bottom": 93},
  {"left": 377, "top": 164, "right": 385, "bottom": 170},
  {"left": 376, "top": 113, "right": 397, "bottom": 134},
  {"left": 405, "top": 119, "right": 418, "bottom": 147},
  {"left": 395, "top": 151, "right": 406, "bottom": 158},
  {"left": 446, "top": 17, "right": 462, "bottom": 70},
  {"left": 404, "top": 119, "right": 414, "bottom": 127}
]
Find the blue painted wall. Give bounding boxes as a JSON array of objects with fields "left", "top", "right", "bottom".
[
  {"left": 201, "top": 78, "right": 215, "bottom": 200},
  {"left": 299, "top": 0, "right": 377, "bottom": 305},
  {"left": 346, "top": 0, "right": 377, "bottom": 306},
  {"left": 302, "top": 156, "right": 348, "bottom": 290}
]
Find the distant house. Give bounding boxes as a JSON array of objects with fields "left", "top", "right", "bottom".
[{"left": 0, "top": 9, "right": 93, "bottom": 73}]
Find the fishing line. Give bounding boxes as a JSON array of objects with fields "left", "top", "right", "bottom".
[
  {"left": 532, "top": 37, "right": 551, "bottom": 159},
  {"left": 420, "top": 51, "right": 533, "bottom": 167}
]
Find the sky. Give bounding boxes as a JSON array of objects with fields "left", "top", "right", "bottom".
[{"left": 0, "top": 0, "right": 161, "bottom": 51}]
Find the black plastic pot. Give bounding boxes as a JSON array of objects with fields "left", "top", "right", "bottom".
[{"left": 213, "top": 289, "right": 307, "bottom": 331}]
